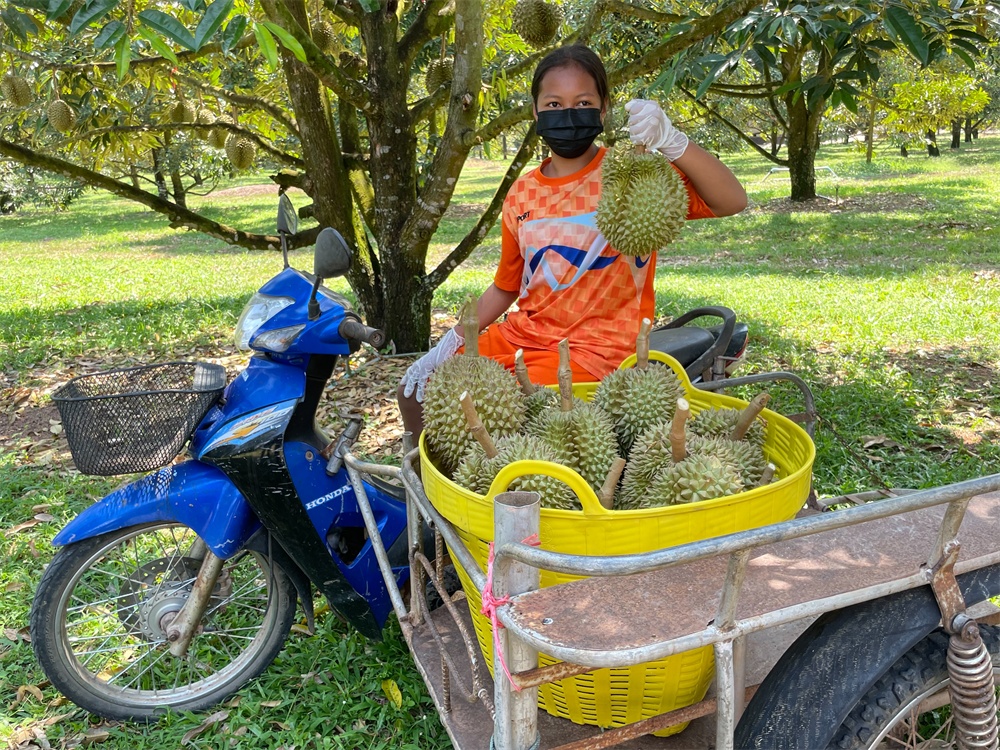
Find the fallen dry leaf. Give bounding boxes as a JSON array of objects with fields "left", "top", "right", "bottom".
[{"left": 181, "top": 709, "right": 229, "bottom": 745}]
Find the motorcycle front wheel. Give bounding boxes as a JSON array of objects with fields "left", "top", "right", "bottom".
[
  {"left": 31, "top": 522, "right": 297, "bottom": 720},
  {"left": 828, "top": 625, "right": 1000, "bottom": 749}
]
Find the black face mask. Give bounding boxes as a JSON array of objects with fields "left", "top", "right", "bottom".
[{"left": 535, "top": 107, "right": 604, "bottom": 159}]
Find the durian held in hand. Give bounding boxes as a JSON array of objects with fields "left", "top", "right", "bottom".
[
  {"left": 422, "top": 297, "right": 525, "bottom": 476},
  {"left": 596, "top": 145, "right": 689, "bottom": 257},
  {"left": 593, "top": 318, "right": 685, "bottom": 457}
]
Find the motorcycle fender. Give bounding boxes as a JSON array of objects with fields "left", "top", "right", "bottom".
[{"left": 52, "top": 462, "right": 261, "bottom": 559}]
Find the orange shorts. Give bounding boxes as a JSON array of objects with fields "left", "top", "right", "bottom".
[{"left": 457, "top": 325, "right": 595, "bottom": 386}]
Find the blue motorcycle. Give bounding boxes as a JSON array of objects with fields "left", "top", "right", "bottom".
[{"left": 30, "top": 194, "right": 410, "bottom": 720}]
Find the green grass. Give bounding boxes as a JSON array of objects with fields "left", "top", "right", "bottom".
[{"left": 2, "top": 139, "right": 1000, "bottom": 747}]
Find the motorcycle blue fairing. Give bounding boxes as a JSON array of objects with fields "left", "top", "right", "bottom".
[{"left": 52, "top": 461, "right": 260, "bottom": 559}]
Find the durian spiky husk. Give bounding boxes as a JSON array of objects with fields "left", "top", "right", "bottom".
[
  {"left": 169, "top": 100, "right": 196, "bottom": 124},
  {"left": 618, "top": 421, "right": 674, "bottom": 510},
  {"left": 226, "top": 136, "right": 256, "bottom": 170},
  {"left": 687, "top": 434, "right": 768, "bottom": 486},
  {"left": 689, "top": 407, "right": 766, "bottom": 447},
  {"left": 424, "top": 58, "right": 453, "bottom": 92},
  {"left": 511, "top": 0, "right": 563, "bottom": 48},
  {"left": 313, "top": 20, "right": 337, "bottom": 54},
  {"left": 47, "top": 100, "right": 76, "bottom": 133},
  {"left": 208, "top": 115, "right": 232, "bottom": 149},
  {"left": 643, "top": 455, "right": 743, "bottom": 508},
  {"left": 593, "top": 365, "right": 685, "bottom": 457},
  {"left": 527, "top": 400, "right": 618, "bottom": 494},
  {"left": 523, "top": 387, "right": 559, "bottom": 428},
  {"left": 596, "top": 147, "right": 689, "bottom": 257},
  {"left": 454, "top": 434, "right": 577, "bottom": 510},
  {"left": 423, "top": 355, "right": 525, "bottom": 476},
  {"left": 2, "top": 75, "right": 33, "bottom": 107}
]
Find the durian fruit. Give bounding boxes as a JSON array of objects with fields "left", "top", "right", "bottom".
[
  {"left": 47, "top": 99, "right": 76, "bottom": 133},
  {"left": 689, "top": 392, "right": 770, "bottom": 448},
  {"left": 208, "top": 115, "right": 232, "bottom": 149},
  {"left": 453, "top": 394, "right": 577, "bottom": 510},
  {"left": 526, "top": 340, "right": 619, "bottom": 494},
  {"left": 513, "top": 349, "right": 559, "bottom": 428},
  {"left": 226, "top": 136, "right": 256, "bottom": 170},
  {"left": 619, "top": 398, "right": 743, "bottom": 509},
  {"left": 169, "top": 98, "right": 196, "bottom": 124},
  {"left": 593, "top": 319, "right": 685, "bottom": 457},
  {"left": 313, "top": 20, "right": 337, "bottom": 54},
  {"left": 512, "top": 0, "right": 563, "bottom": 48},
  {"left": 424, "top": 57, "right": 453, "bottom": 92},
  {"left": 1, "top": 74, "right": 33, "bottom": 107},
  {"left": 194, "top": 108, "right": 215, "bottom": 140},
  {"left": 596, "top": 146, "right": 689, "bottom": 257},
  {"left": 422, "top": 299, "right": 525, "bottom": 476}
]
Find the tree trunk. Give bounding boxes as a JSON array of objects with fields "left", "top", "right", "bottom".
[
  {"left": 950, "top": 120, "right": 961, "bottom": 149},
  {"left": 129, "top": 164, "right": 141, "bottom": 190},
  {"left": 965, "top": 117, "right": 973, "bottom": 142},
  {"left": 770, "top": 128, "right": 781, "bottom": 156},
  {"left": 151, "top": 149, "right": 169, "bottom": 200},
  {"left": 502, "top": 132, "right": 507, "bottom": 159},
  {"left": 865, "top": 98, "right": 876, "bottom": 164},
  {"left": 170, "top": 171, "right": 187, "bottom": 209},
  {"left": 784, "top": 93, "right": 822, "bottom": 201},
  {"left": 900, "top": 145, "right": 908, "bottom": 157},
  {"left": 926, "top": 129, "right": 939, "bottom": 157}
]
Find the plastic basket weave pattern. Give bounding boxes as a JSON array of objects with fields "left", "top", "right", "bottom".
[
  {"left": 420, "top": 353, "right": 815, "bottom": 734},
  {"left": 52, "top": 362, "right": 226, "bottom": 476}
]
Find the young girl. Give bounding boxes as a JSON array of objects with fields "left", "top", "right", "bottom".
[{"left": 399, "top": 44, "right": 747, "bottom": 436}]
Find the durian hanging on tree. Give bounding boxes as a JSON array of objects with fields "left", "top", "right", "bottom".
[
  {"left": 168, "top": 93, "right": 196, "bottom": 124},
  {"left": 1, "top": 73, "right": 33, "bottom": 107},
  {"left": 422, "top": 298, "right": 526, "bottom": 476},
  {"left": 226, "top": 134, "right": 257, "bottom": 171},
  {"left": 596, "top": 145, "right": 689, "bottom": 257},
  {"left": 208, "top": 115, "right": 233, "bottom": 149},
  {"left": 593, "top": 318, "right": 685, "bottom": 457},
  {"left": 512, "top": 0, "right": 563, "bottom": 48},
  {"left": 47, "top": 96, "right": 76, "bottom": 133}
]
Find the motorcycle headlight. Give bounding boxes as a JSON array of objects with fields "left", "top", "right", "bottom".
[
  {"left": 252, "top": 324, "right": 306, "bottom": 353},
  {"left": 235, "top": 293, "right": 294, "bottom": 350}
]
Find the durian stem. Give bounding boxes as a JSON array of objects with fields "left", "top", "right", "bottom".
[
  {"left": 459, "top": 391, "right": 498, "bottom": 458},
  {"left": 635, "top": 144, "right": 648, "bottom": 155},
  {"left": 758, "top": 463, "right": 777, "bottom": 487},
  {"left": 598, "top": 457, "right": 627, "bottom": 510},
  {"left": 557, "top": 339, "right": 573, "bottom": 412},
  {"left": 514, "top": 349, "right": 536, "bottom": 395},
  {"left": 460, "top": 297, "right": 479, "bottom": 358},
  {"left": 670, "top": 397, "right": 691, "bottom": 463},
  {"left": 731, "top": 392, "right": 771, "bottom": 442},
  {"left": 636, "top": 317, "right": 652, "bottom": 370},
  {"left": 440, "top": 34, "right": 447, "bottom": 60}
]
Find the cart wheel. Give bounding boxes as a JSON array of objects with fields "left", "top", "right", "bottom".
[{"left": 827, "top": 625, "right": 1000, "bottom": 749}]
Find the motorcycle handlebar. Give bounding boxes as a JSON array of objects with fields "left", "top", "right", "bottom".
[{"left": 338, "top": 317, "right": 386, "bottom": 349}]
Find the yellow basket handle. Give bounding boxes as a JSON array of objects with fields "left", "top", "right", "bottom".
[
  {"left": 487, "top": 459, "right": 610, "bottom": 517},
  {"left": 617, "top": 350, "right": 692, "bottom": 388}
]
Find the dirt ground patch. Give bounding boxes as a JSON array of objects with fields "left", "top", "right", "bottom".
[{"left": 753, "top": 192, "right": 934, "bottom": 214}]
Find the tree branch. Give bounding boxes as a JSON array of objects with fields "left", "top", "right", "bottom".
[
  {"left": 426, "top": 128, "right": 538, "bottom": 291},
  {"left": 63, "top": 123, "right": 304, "bottom": 168},
  {"left": 0, "top": 138, "right": 317, "bottom": 250},
  {"left": 602, "top": 0, "right": 684, "bottom": 24},
  {"left": 680, "top": 87, "right": 787, "bottom": 166},
  {"left": 174, "top": 73, "right": 300, "bottom": 137},
  {"left": 400, "top": 0, "right": 455, "bottom": 68}
]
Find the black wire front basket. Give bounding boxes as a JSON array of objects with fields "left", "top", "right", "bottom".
[{"left": 51, "top": 362, "right": 227, "bottom": 476}]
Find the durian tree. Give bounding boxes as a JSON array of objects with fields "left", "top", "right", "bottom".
[
  {"left": 0, "top": 0, "right": 763, "bottom": 352},
  {"left": 663, "top": 0, "right": 988, "bottom": 201}
]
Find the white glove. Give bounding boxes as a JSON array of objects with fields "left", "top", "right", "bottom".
[
  {"left": 400, "top": 327, "right": 464, "bottom": 402},
  {"left": 625, "top": 99, "right": 689, "bottom": 162}
]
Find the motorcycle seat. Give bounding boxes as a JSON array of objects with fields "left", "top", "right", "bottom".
[{"left": 648, "top": 326, "right": 716, "bottom": 367}]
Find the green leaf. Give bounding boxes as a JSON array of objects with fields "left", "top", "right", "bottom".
[
  {"left": 69, "top": 0, "right": 117, "bottom": 35},
  {"left": 253, "top": 21, "right": 278, "bottom": 69},
  {"left": 884, "top": 5, "right": 929, "bottom": 65},
  {"left": 841, "top": 88, "right": 858, "bottom": 114},
  {"left": 138, "top": 26, "right": 178, "bottom": 63},
  {"left": 47, "top": 0, "right": 73, "bottom": 21},
  {"left": 2, "top": 6, "right": 38, "bottom": 38},
  {"left": 261, "top": 20, "right": 306, "bottom": 63},
  {"left": 180, "top": 0, "right": 203, "bottom": 11},
  {"left": 114, "top": 33, "right": 130, "bottom": 81},
  {"left": 9, "top": 0, "right": 48, "bottom": 13},
  {"left": 93, "top": 19, "right": 124, "bottom": 49},
  {"left": 194, "top": 0, "right": 232, "bottom": 49},
  {"left": 137, "top": 9, "right": 196, "bottom": 50},
  {"left": 221, "top": 14, "right": 246, "bottom": 54},
  {"left": 952, "top": 47, "right": 974, "bottom": 68},
  {"left": 356, "top": 0, "right": 377, "bottom": 11}
]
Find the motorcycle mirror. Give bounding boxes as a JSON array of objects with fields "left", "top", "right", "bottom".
[
  {"left": 314, "top": 227, "right": 353, "bottom": 279},
  {"left": 277, "top": 193, "right": 298, "bottom": 236}
]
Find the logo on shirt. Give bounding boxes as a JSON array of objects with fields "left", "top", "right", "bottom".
[{"left": 516, "top": 210, "right": 531, "bottom": 223}]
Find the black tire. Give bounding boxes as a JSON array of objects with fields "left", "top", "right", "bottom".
[
  {"left": 31, "top": 523, "right": 297, "bottom": 721},
  {"left": 827, "top": 625, "right": 1000, "bottom": 750}
]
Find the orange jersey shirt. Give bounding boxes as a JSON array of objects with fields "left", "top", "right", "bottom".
[{"left": 493, "top": 147, "right": 716, "bottom": 379}]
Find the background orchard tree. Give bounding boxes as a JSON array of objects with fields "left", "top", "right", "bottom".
[
  {"left": 665, "top": 0, "right": 988, "bottom": 201},
  {"left": 0, "top": 0, "right": 760, "bottom": 352}
]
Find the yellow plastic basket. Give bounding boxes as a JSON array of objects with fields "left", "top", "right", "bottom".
[{"left": 420, "top": 353, "right": 815, "bottom": 734}]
